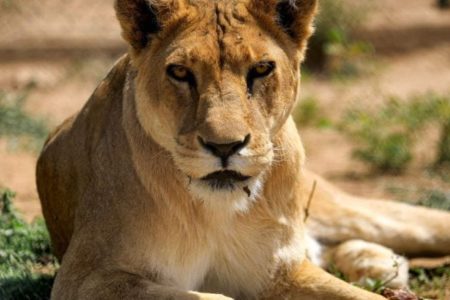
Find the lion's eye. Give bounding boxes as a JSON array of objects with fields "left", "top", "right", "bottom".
[
  {"left": 171, "top": 66, "right": 188, "bottom": 79},
  {"left": 250, "top": 62, "right": 275, "bottom": 78},
  {"left": 167, "top": 65, "right": 196, "bottom": 86},
  {"left": 254, "top": 64, "right": 271, "bottom": 76},
  {"left": 246, "top": 61, "right": 276, "bottom": 94}
]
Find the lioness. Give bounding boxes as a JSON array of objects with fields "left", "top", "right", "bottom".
[{"left": 36, "top": 0, "right": 450, "bottom": 299}]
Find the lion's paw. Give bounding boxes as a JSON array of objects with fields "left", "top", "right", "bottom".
[
  {"left": 189, "top": 291, "right": 234, "bottom": 300},
  {"left": 330, "top": 240, "right": 409, "bottom": 288}
]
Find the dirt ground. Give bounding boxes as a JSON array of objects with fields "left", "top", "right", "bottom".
[{"left": 0, "top": 0, "right": 449, "bottom": 222}]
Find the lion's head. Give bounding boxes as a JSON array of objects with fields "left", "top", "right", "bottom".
[{"left": 116, "top": 0, "right": 317, "bottom": 211}]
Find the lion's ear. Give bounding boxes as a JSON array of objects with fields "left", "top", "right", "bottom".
[
  {"left": 276, "top": 0, "right": 318, "bottom": 41},
  {"left": 250, "top": 0, "right": 318, "bottom": 47},
  {"left": 115, "top": 0, "right": 181, "bottom": 51}
]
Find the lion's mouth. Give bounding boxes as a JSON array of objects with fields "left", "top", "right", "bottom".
[{"left": 201, "top": 170, "right": 251, "bottom": 189}]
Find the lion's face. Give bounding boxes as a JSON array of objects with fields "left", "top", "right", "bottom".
[{"left": 117, "top": 0, "right": 317, "bottom": 210}]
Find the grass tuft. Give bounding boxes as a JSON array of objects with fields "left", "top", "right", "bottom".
[
  {"left": 410, "top": 266, "right": 450, "bottom": 299},
  {"left": 293, "top": 96, "right": 332, "bottom": 128},
  {"left": 0, "top": 87, "right": 49, "bottom": 152},
  {"left": 0, "top": 189, "right": 56, "bottom": 300},
  {"left": 306, "top": 0, "right": 374, "bottom": 77},
  {"left": 339, "top": 93, "right": 450, "bottom": 173},
  {"left": 418, "top": 190, "right": 450, "bottom": 211}
]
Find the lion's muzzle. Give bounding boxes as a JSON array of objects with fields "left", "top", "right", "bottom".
[{"left": 198, "top": 134, "right": 251, "bottom": 168}]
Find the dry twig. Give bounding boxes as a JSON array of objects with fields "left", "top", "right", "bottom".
[{"left": 304, "top": 180, "right": 317, "bottom": 223}]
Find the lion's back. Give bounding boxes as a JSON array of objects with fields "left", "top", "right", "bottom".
[
  {"left": 36, "top": 55, "right": 130, "bottom": 260},
  {"left": 37, "top": 114, "right": 80, "bottom": 260}
]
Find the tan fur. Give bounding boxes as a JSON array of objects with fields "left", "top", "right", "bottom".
[{"left": 36, "top": 1, "right": 450, "bottom": 299}]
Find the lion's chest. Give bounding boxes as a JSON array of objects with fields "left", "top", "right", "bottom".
[
  {"left": 139, "top": 217, "right": 304, "bottom": 298},
  {"left": 147, "top": 228, "right": 272, "bottom": 293},
  {"left": 146, "top": 244, "right": 212, "bottom": 291}
]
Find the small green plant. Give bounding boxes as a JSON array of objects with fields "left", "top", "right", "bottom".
[
  {"left": 409, "top": 266, "right": 450, "bottom": 299},
  {"left": 354, "top": 259, "right": 402, "bottom": 294},
  {"left": 340, "top": 98, "right": 416, "bottom": 173},
  {"left": 418, "top": 190, "right": 450, "bottom": 211},
  {"left": 340, "top": 93, "right": 450, "bottom": 173},
  {"left": 306, "top": 0, "right": 373, "bottom": 77},
  {"left": 0, "top": 189, "right": 56, "bottom": 300},
  {"left": 0, "top": 87, "right": 49, "bottom": 152},
  {"left": 358, "top": 278, "right": 387, "bottom": 294},
  {"left": 328, "top": 259, "right": 413, "bottom": 297},
  {"left": 354, "top": 132, "right": 413, "bottom": 174},
  {"left": 0, "top": 0, "right": 21, "bottom": 12},
  {"left": 293, "top": 97, "right": 332, "bottom": 128},
  {"left": 327, "top": 263, "right": 348, "bottom": 281},
  {"left": 433, "top": 96, "right": 450, "bottom": 166}
]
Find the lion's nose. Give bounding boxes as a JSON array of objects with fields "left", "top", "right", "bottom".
[{"left": 198, "top": 134, "right": 251, "bottom": 168}]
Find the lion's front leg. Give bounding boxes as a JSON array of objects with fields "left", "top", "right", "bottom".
[
  {"left": 52, "top": 267, "right": 233, "bottom": 300},
  {"left": 262, "top": 260, "right": 386, "bottom": 300},
  {"left": 51, "top": 235, "right": 233, "bottom": 300}
]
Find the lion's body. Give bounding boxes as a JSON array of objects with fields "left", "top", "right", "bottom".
[
  {"left": 36, "top": 1, "right": 450, "bottom": 299},
  {"left": 38, "top": 56, "right": 310, "bottom": 299}
]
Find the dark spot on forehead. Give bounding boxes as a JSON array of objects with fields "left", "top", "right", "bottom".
[
  {"left": 212, "top": 2, "right": 257, "bottom": 69},
  {"left": 232, "top": 3, "right": 249, "bottom": 23},
  {"left": 215, "top": 3, "right": 226, "bottom": 69},
  {"left": 201, "top": 28, "right": 210, "bottom": 36}
]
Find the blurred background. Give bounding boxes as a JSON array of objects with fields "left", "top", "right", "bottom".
[{"left": 0, "top": 0, "right": 449, "bottom": 299}]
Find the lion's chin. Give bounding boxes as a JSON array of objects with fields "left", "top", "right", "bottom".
[{"left": 187, "top": 173, "right": 264, "bottom": 213}]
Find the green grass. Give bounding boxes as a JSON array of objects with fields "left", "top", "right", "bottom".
[
  {"left": 390, "top": 190, "right": 450, "bottom": 298},
  {"left": 339, "top": 93, "right": 450, "bottom": 173},
  {"left": 329, "top": 256, "right": 450, "bottom": 299},
  {"left": 410, "top": 266, "right": 450, "bottom": 299},
  {"left": 293, "top": 96, "right": 332, "bottom": 128},
  {"left": 0, "top": 0, "right": 20, "bottom": 11},
  {"left": 306, "top": 0, "right": 374, "bottom": 77},
  {"left": 418, "top": 190, "right": 450, "bottom": 211},
  {"left": 0, "top": 87, "right": 49, "bottom": 152},
  {"left": 387, "top": 184, "right": 450, "bottom": 212},
  {"left": 0, "top": 189, "right": 56, "bottom": 300}
]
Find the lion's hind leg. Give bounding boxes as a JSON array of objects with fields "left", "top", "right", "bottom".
[
  {"left": 326, "top": 239, "right": 409, "bottom": 289},
  {"left": 304, "top": 169, "right": 450, "bottom": 256}
]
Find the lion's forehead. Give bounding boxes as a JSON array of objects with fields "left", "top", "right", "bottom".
[{"left": 165, "top": 1, "right": 279, "bottom": 71}]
